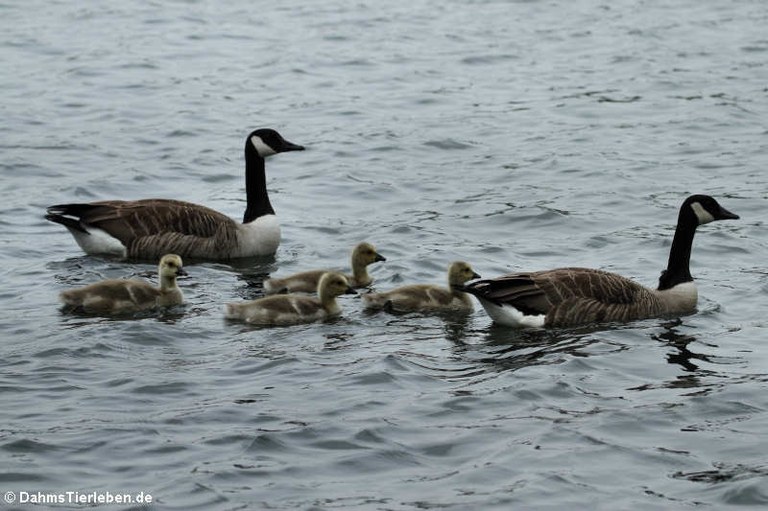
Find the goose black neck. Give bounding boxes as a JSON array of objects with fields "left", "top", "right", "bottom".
[
  {"left": 242, "top": 149, "right": 273, "bottom": 223},
  {"left": 657, "top": 210, "right": 697, "bottom": 291}
]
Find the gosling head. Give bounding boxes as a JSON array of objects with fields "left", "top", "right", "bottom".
[
  {"left": 448, "top": 261, "right": 481, "bottom": 288},
  {"left": 682, "top": 194, "right": 739, "bottom": 226},
  {"left": 318, "top": 272, "right": 357, "bottom": 298},
  {"left": 247, "top": 128, "right": 305, "bottom": 158},
  {"left": 158, "top": 254, "right": 187, "bottom": 280},
  {"left": 353, "top": 242, "right": 387, "bottom": 265}
]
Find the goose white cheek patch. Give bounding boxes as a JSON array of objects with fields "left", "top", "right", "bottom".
[
  {"left": 690, "top": 201, "right": 715, "bottom": 225},
  {"left": 251, "top": 135, "right": 277, "bottom": 157}
]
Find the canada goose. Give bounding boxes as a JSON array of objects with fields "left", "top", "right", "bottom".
[
  {"left": 362, "top": 261, "right": 480, "bottom": 312},
  {"left": 45, "top": 128, "right": 304, "bottom": 261},
  {"left": 224, "top": 272, "right": 356, "bottom": 325},
  {"left": 462, "top": 194, "right": 739, "bottom": 328},
  {"left": 263, "top": 242, "right": 386, "bottom": 295},
  {"left": 59, "top": 254, "right": 187, "bottom": 314}
]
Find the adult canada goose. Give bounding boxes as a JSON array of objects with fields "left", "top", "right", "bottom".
[
  {"left": 263, "top": 242, "right": 386, "bottom": 295},
  {"left": 224, "top": 272, "right": 357, "bottom": 325},
  {"left": 59, "top": 254, "right": 187, "bottom": 315},
  {"left": 362, "top": 261, "right": 480, "bottom": 312},
  {"left": 45, "top": 128, "right": 305, "bottom": 261},
  {"left": 462, "top": 195, "right": 739, "bottom": 328}
]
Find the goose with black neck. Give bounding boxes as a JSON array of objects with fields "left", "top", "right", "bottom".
[
  {"left": 45, "top": 128, "right": 304, "bottom": 261},
  {"left": 462, "top": 195, "right": 739, "bottom": 328}
]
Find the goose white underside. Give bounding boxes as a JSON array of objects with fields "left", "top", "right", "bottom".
[
  {"left": 656, "top": 281, "right": 698, "bottom": 312},
  {"left": 234, "top": 214, "right": 280, "bottom": 257},
  {"left": 476, "top": 298, "right": 546, "bottom": 328},
  {"left": 68, "top": 226, "right": 127, "bottom": 258}
]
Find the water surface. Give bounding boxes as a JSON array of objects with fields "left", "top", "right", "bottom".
[{"left": 2, "top": 0, "right": 767, "bottom": 509}]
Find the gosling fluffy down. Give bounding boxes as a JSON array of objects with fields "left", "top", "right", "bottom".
[
  {"left": 263, "top": 242, "right": 386, "bottom": 295},
  {"left": 225, "top": 272, "right": 357, "bottom": 325},
  {"left": 59, "top": 254, "right": 187, "bottom": 314},
  {"left": 362, "top": 261, "right": 480, "bottom": 313}
]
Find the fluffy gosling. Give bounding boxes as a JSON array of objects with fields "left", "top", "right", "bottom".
[
  {"left": 225, "top": 271, "right": 356, "bottom": 325},
  {"left": 59, "top": 254, "right": 187, "bottom": 314},
  {"left": 362, "top": 261, "right": 480, "bottom": 313},
  {"left": 263, "top": 242, "right": 386, "bottom": 294}
]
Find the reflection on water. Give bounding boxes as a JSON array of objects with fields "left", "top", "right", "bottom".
[{"left": 654, "top": 319, "right": 712, "bottom": 373}]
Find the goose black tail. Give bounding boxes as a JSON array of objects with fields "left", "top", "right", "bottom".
[{"left": 45, "top": 213, "right": 89, "bottom": 234}]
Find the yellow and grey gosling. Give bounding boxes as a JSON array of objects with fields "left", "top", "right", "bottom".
[
  {"left": 462, "top": 194, "right": 740, "bottom": 328},
  {"left": 263, "top": 242, "right": 386, "bottom": 295},
  {"left": 225, "top": 272, "right": 356, "bottom": 325},
  {"left": 362, "top": 261, "right": 480, "bottom": 313},
  {"left": 59, "top": 254, "right": 187, "bottom": 315}
]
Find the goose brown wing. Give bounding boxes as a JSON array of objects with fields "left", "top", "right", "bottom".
[
  {"left": 466, "top": 267, "right": 649, "bottom": 316},
  {"left": 530, "top": 268, "right": 648, "bottom": 304},
  {"left": 47, "top": 199, "right": 236, "bottom": 242}
]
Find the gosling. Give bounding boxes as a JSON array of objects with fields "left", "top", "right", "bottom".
[
  {"left": 362, "top": 261, "right": 480, "bottom": 313},
  {"left": 59, "top": 254, "right": 187, "bottom": 314},
  {"left": 225, "top": 272, "right": 357, "bottom": 325},
  {"left": 264, "top": 242, "right": 386, "bottom": 294}
]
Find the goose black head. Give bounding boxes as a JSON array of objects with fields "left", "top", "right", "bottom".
[
  {"left": 247, "top": 128, "right": 305, "bottom": 158},
  {"left": 682, "top": 195, "right": 739, "bottom": 226}
]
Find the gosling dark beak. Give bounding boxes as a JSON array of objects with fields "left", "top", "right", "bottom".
[
  {"left": 472, "top": 271, "right": 482, "bottom": 280},
  {"left": 177, "top": 268, "right": 189, "bottom": 277},
  {"left": 716, "top": 205, "right": 739, "bottom": 221},
  {"left": 345, "top": 286, "right": 357, "bottom": 295},
  {"left": 375, "top": 253, "right": 387, "bottom": 263}
]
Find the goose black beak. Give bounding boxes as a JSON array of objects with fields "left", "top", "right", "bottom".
[
  {"left": 282, "top": 141, "right": 305, "bottom": 152},
  {"left": 375, "top": 253, "right": 387, "bottom": 263},
  {"left": 471, "top": 271, "right": 482, "bottom": 280},
  {"left": 177, "top": 268, "right": 189, "bottom": 277},
  {"left": 344, "top": 286, "right": 358, "bottom": 295},
  {"left": 716, "top": 205, "right": 739, "bottom": 221}
]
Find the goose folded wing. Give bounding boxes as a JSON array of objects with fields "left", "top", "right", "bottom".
[
  {"left": 49, "top": 199, "right": 234, "bottom": 241},
  {"left": 533, "top": 268, "right": 648, "bottom": 304},
  {"left": 470, "top": 268, "right": 649, "bottom": 315}
]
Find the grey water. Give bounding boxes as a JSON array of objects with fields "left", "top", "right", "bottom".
[{"left": 2, "top": 0, "right": 768, "bottom": 509}]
